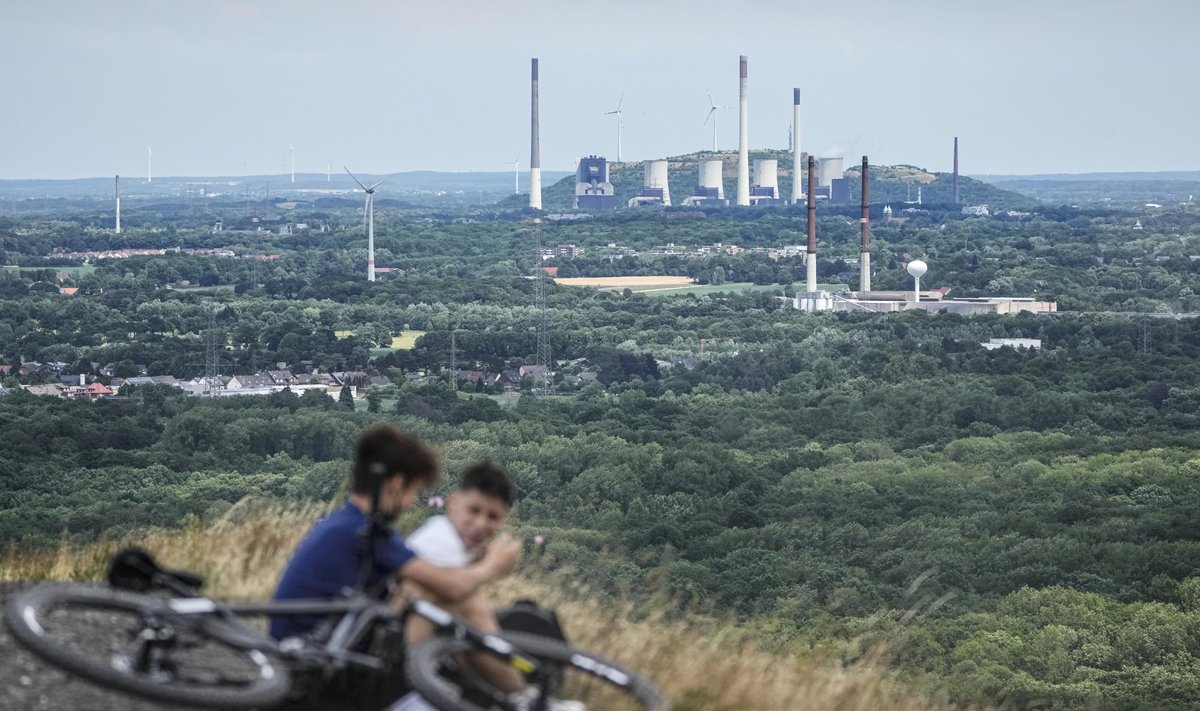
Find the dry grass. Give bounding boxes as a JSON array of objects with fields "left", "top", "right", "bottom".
[{"left": 0, "top": 503, "right": 968, "bottom": 711}]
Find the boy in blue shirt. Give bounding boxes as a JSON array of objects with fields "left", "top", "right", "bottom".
[
  {"left": 271, "top": 424, "right": 521, "bottom": 640},
  {"left": 270, "top": 425, "right": 526, "bottom": 707}
]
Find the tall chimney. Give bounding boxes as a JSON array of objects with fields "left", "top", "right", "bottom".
[
  {"left": 953, "top": 136, "right": 960, "bottom": 204},
  {"left": 806, "top": 155, "right": 817, "bottom": 294},
  {"left": 736, "top": 55, "right": 750, "bottom": 206},
  {"left": 791, "top": 88, "right": 802, "bottom": 204},
  {"left": 114, "top": 175, "right": 121, "bottom": 234},
  {"left": 860, "top": 156, "right": 870, "bottom": 292},
  {"left": 529, "top": 58, "right": 542, "bottom": 211}
]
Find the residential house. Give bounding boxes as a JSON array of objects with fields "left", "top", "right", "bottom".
[
  {"left": 267, "top": 370, "right": 297, "bottom": 386},
  {"left": 227, "top": 374, "right": 276, "bottom": 391},
  {"left": 518, "top": 365, "right": 550, "bottom": 383},
  {"left": 120, "top": 375, "right": 182, "bottom": 388},
  {"left": 63, "top": 382, "right": 114, "bottom": 400}
]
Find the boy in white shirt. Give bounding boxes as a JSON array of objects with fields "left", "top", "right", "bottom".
[
  {"left": 408, "top": 460, "right": 513, "bottom": 566},
  {"left": 398, "top": 462, "right": 583, "bottom": 711}
]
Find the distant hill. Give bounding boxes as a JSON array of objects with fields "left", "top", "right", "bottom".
[
  {"left": 974, "top": 170, "right": 1200, "bottom": 182},
  {"left": 0, "top": 171, "right": 572, "bottom": 202},
  {"left": 973, "top": 170, "right": 1200, "bottom": 206},
  {"left": 499, "top": 149, "right": 1035, "bottom": 211}
]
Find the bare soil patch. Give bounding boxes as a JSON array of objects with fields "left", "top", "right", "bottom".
[{"left": 554, "top": 276, "right": 694, "bottom": 288}]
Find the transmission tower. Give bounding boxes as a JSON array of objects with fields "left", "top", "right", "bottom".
[
  {"left": 1139, "top": 318, "right": 1152, "bottom": 357},
  {"left": 533, "top": 231, "right": 552, "bottom": 395},
  {"left": 204, "top": 309, "right": 224, "bottom": 397}
]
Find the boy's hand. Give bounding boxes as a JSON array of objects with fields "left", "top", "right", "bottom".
[{"left": 483, "top": 533, "right": 522, "bottom": 578}]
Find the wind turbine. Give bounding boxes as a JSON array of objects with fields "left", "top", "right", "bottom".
[
  {"left": 147, "top": 142, "right": 154, "bottom": 183},
  {"left": 509, "top": 158, "right": 520, "bottom": 194},
  {"left": 704, "top": 91, "right": 728, "bottom": 152},
  {"left": 605, "top": 95, "right": 624, "bottom": 162},
  {"left": 345, "top": 167, "right": 391, "bottom": 282}
]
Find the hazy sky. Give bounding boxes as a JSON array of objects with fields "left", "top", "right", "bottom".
[{"left": 2, "top": 0, "right": 1197, "bottom": 179}]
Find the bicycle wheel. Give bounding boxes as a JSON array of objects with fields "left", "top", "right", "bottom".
[
  {"left": 406, "top": 630, "right": 668, "bottom": 711},
  {"left": 6, "top": 584, "right": 291, "bottom": 709}
]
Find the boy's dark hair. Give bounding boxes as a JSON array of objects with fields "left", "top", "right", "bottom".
[
  {"left": 458, "top": 460, "right": 514, "bottom": 508},
  {"left": 351, "top": 424, "right": 439, "bottom": 494}
]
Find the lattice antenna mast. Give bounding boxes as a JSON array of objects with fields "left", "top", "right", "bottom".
[
  {"left": 534, "top": 231, "right": 552, "bottom": 395},
  {"left": 204, "top": 308, "right": 224, "bottom": 397}
]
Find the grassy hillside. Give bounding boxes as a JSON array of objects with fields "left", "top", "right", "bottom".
[{"left": 0, "top": 501, "right": 969, "bottom": 711}]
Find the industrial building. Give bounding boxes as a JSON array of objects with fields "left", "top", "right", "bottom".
[
  {"left": 792, "top": 156, "right": 1058, "bottom": 316},
  {"left": 574, "top": 156, "right": 618, "bottom": 210}
]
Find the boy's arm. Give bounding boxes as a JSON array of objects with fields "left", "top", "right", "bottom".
[{"left": 400, "top": 533, "right": 521, "bottom": 603}]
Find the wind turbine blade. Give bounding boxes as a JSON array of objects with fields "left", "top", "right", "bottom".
[
  {"left": 344, "top": 166, "right": 369, "bottom": 192},
  {"left": 708, "top": 90, "right": 714, "bottom": 108},
  {"left": 368, "top": 171, "right": 401, "bottom": 191},
  {"left": 705, "top": 107, "right": 716, "bottom": 124},
  {"left": 616, "top": 94, "right": 623, "bottom": 112}
]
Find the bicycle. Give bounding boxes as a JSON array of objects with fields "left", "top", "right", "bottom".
[{"left": 6, "top": 537, "right": 668, "bottom": 710}]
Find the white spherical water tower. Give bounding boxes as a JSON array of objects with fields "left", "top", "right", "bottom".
[{"left": 906, "top": 260, "right": 928, "bottom": 303}]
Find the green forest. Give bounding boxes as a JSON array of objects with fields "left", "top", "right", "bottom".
[{"left": 2, "top": 173, "right": 1200, "bottom": 709}]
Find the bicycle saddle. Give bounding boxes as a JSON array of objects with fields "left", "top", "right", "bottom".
[{"left": 107, "top": 547, "right": 205, "bottom": 594}]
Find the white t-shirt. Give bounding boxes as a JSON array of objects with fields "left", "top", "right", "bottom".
[{"left": 406, "top": 515, "right": 471, "bottom": 567}]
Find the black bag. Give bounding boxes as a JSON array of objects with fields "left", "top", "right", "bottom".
[
  {"left": 496, "top": 599, "right": 569, "bottom": 644},
  {"left": 496, "top": 599, "right": 569, "bottom": 694}
]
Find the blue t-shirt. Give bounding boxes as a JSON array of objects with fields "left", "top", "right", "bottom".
[{"left": 270, "top": 501, "right": 416, "bottom": 640}]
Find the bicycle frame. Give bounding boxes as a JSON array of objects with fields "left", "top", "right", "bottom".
[{"left": 154, "top": 589, "right": 539, "bottom": 680}]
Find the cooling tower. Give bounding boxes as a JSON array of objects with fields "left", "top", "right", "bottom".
[
  {"left": 791, "top": 89, "right": 802, "bottom": 204},
  {"left": 529, "top": 58, "right": 542, "bottom": 211},
  {"left": 753, "top": 159, "right": 778, "bottom": 192},
  {"left": 700, "top": 160, "right": 724, "bottom": 199},
  {"left": 818, "top": 156, "right": 844, "bottom": 187},
  {"left": 736, "top": 55, "right": 749, "bottom": 206},
  {"left": 645, "top": 160, "right": 671, "bottom": 206},
  {"left": 683, "top": 160, "right": 726, "bottom": 206}
]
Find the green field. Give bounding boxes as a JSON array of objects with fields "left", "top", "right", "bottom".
[
  {"left": 390, "top": 330, "right": 425, "bottom": 349},
  {"left": 336, "top": 329, "right": 426, "bottom": 353},
  {"left": 6, "top": 265, "right": 97, "bottom": 277}
]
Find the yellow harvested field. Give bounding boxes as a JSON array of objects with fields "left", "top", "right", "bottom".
[{"left": 555, "top": 276, "right": 694, "bottom": 288}]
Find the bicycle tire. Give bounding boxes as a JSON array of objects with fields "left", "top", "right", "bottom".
[
  {"left": 406, "top": 630, "right": 668, "bottom": 711},
  {"left": 6, "top": 584, "right": 291, "bottom": 709}
]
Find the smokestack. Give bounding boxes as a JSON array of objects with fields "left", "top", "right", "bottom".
[
  {"left": 953, "top": 136, "right": 959, "bottom": 204},
  {"left": 860, "top": 156, "right": 870, "bottom": 292},
  {"left": 114, "top": 175, "right": 121, "bottom": 234},
  {"left": 806, "top": 155, "right": 817, "bottom": 293},
  {"left": 791, "top": 88, "right": 802, "bottom": 204},
  {"left": 736, "top": 55, "right": 749, "bottom": 206},
  {"left": 529, "top": 58, "right": 542, "bottom": 211}
]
